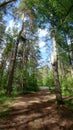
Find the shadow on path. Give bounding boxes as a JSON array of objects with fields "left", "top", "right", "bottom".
[{"left": 0, "top": 91, "right": 73, "bottom": 130}]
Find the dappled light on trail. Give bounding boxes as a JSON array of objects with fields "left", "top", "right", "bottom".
[{"left": 0, "top": 91, "right": 73, "bottom": 130}]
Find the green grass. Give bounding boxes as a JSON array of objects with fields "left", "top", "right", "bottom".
[
  {"left": 0, "top": 95, "right": 8, "bottom": 104},
  {"left": 0, "top": 95, "right": 16, "bottom": 116},
  {"left": 23, "top": 90, "right": 36, "bottom": 94},
  {"left": 64, "top": 100, "right": 73, "bottom": 109},
  {"left": 0, "top": 96, "right": 17, "bottom": 120},
  {"left": 0, "top": 110, "right": 9, "bottom": 118},
  {"left": 48, "top": 98, "right": 56, "bottom": 103}
]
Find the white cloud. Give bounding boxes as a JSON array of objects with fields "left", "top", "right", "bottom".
[
  {"left": 8, "top": 20, "right": 15, "bottom": 28},
  {"left": 68, "top": 39, "right": 71, "bottom": 45},
  {"left": 38, "top": 28, "right": 48, "bottom": 37},
  {"left": 39, "top": 41, "right": 45, "bottom": 48},
  {"left": 6, "top": 20, "right": 20, "bottom": 32},
  {"left": 5, "top": 20, "right": 15, "bottom": 31}
]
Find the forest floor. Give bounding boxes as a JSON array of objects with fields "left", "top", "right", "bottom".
[{"left": 0, "top": 91, "right": 73, "bottom": 130}]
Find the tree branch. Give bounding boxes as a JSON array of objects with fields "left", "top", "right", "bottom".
[
  {"left": 0, "top": 0, "right": 16, "bottom": 8},
  {"left": 58, "top": 0, "right": 68, "bottom": 12},
  {"left": 58, "top": 4, "right": 73, "bottom": 30}
]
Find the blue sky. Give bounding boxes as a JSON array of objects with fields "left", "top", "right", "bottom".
[{"left": 5, "top": 17, "right": 54, "bottom": 67}]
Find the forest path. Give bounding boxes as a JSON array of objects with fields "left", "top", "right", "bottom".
[{"left": 0, "top": 91, "right": 73, "bottom": 130}]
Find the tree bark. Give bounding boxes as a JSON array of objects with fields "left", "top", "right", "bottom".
[
  {"left": 58, "top": 58, "right": 65, "bottom": 78},
  {"left": 69, "top": 37, "right": 73, "bottom": 78},
  {"left": 65, "top": 34, "right": 73, "bottom": 78},
  {"left": 52, "top": 31, "right": 63, "bottom": 104},
  {"left": 0, "top": 57, "right": 6, "bottom": 88},
  {"left": 7, "top": 14, "right": 24, "bottom": 95},
  {"left": 22, "top": 41, "right": 28, "bottom": 92}
]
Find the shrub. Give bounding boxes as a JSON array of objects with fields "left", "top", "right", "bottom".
[{"left": 60, "top": 74, "right": 73, "bottom": 96}]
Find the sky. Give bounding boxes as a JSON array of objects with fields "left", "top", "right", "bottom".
[
  {"left": 5, "top": 18, "right": 53, "bottom": 67},
  {"left": 6, "top": 20, "right": 48, "bottom": 47},
  {"left": 1, "top": 0, "right": 54, "bottom": 67}
]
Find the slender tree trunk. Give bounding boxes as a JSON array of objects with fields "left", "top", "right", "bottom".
[
  {"left": 52, "top": 31, "right": 63, "bottom": 104},
  {"left": 22, "top": 39, "right": 28, "bottom": 92},
  {"left": 0, "top": 57, "right": 6, "bottom": 88},
  {"left": 65, "top": 34, "right": 73, "bottom": 78},
  {"left": 58, "top": 58, "right": 65, "bottom": 78},
  {"left": 22, "top": 41, "right": 28, "bottom": 92},
  {"left": 7, "top": 14, "right": 24, "bottom": 95},
  {"left": 69, "top": 37, "right": 73, "bottom": 78}
]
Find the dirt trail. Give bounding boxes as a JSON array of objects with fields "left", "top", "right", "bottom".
[{"left": 0, "top": 91, "right": 73, "bottom": 130}]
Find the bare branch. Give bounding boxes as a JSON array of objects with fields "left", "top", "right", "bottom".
[{"left": 0, "top": 0, "right": 16, "bottom": 8}]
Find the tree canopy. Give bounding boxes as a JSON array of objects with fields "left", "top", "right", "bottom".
[{"left": 0, "top": 0, "right": 73, "bottom": 104}]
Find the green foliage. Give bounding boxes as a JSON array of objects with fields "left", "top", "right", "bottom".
[
  {"left": 11, "top": 68, "right": 39, "bottom": 95},
  {"left": 0, "top": 73, "right": 8, "bottom": 95},
  {"left": 65, "top": 100, "right": 73, "bottom": 109},
  {"left": 0, "top": 89, "right": 6, "bottom": 96},
  {"left": 60, "top": 74, "right": 73, "bottom": 96},
  {"left": 0, "top": 111, "right": 9, "bottom": 118},
  {"left": 45, "top": 72, "right": 54, "bottom": 87},
  {"left": 37, "top": 79, "right": 43, "bottom": 87},
  {"left": 0, "top": 0, "right": 73, "bottom": 99},
  {"left": 0, "top": 96, "right": 7, "bottom": 104},
  {"left": 28, "top": 76, "right": 39, "bottom": 91}
]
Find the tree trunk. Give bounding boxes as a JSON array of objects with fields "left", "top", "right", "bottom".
[
  {"left": 22, "top": 42, "right": 27, "bottom": 91},
  {"left": 65, "top": 34, "right": 73, "bottom": 78},
  {"left": 52, "top": 31, "right": 63, "bottom": 104},
  {"left": 7, "top": 14, "right": 24, "bottom": 95},
  {"left": 58, "top": 58, "right": 65, "bottom": 79},
  {"left": 0, "top": 57, "right": 6, "bottom": 88},
  {"left": 69, "top": 37, "right": 73, "bottom": 78}
]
